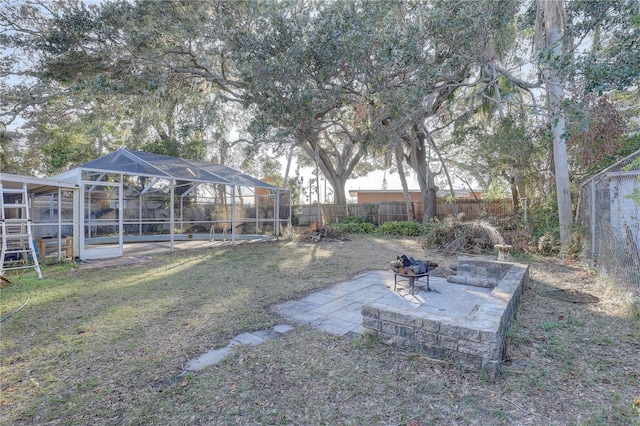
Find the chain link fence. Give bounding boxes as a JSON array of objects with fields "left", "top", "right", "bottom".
[{"left": 578, "top": 150, "right": 640, "bottom": 297}]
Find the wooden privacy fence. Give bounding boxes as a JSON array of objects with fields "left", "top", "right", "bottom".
[{"left": 295, "top": 200, "right": 513, "bottom": 226}]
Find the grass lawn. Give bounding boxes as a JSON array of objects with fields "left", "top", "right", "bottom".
[{"left": 1, "top": 235, "right": 639, "bottom": 425}]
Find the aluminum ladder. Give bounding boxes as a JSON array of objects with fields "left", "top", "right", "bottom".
[{"left": 0, "top": 181, "right": 42, "bottom": 278}]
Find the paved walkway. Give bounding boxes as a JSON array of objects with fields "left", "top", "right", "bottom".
[{"left": 182, "top": 324, "right": 295, "bottom": 373}]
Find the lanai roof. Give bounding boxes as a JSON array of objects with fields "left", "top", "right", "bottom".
[
  {"left": 57, "top": 148, "right": 279, "bottom": 189},
  {"left": 0, "top": 172, "right": 78, "bottom": 194}
]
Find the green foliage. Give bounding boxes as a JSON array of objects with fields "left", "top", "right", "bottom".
[
  {"left": 325, "top": 216, "right": 376, "bottom": 234},
  {"left": 527, "top": 199, "right": 560, "bottom": 242},
  {"left": 140, "top": 137, "right": 207, "bottom": 162},
  {"left": 0, "top": 129, "right": 21, "bottom": 173},
  {"left": 571, "top": 1, "right": 640, "bottom": 92},
  {"left": 327, "top": 220, "right": 376, "bottom": 234},
  {"left": 324, "top": 216, "right": 377, "bottom": 234},
  {"left": 377, "top": 221, "right": 429, "bottom": 237},
  {"left": 449, "top": 112, "right": 543, "bottom": 205},
  {"left": 3, "top": 0, "right": 638, "bottom": 211},
  {"left": 40, "top": 131, "right": 98, "bottom": 174},
  {"left": 534, "top": 219, "right": 586, "bottom": 258},
  {"left": 483, "top": 178, "right": 511, "bottom": 201},
  {"left": 3, "top": 0, "right": 240, "bottom": 173}
]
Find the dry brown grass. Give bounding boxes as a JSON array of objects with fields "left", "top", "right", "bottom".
[{"left": 1, "top": 235, "right": 638, "bottom": 425}]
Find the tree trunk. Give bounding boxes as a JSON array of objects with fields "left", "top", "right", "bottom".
[
  {"left": 301, "top": 135, "right": 362, "bottom": 205},
  {"left": 404, "top": 126, "right": 437, "bottom": 222},
  {"left": 513, "top": 169, "right": 526, "bottom": 201},
  {"left": 331, "top": 180, "right": 347, "bottom": 207},
  {"left": 395, "top": 142, "right": 414, "bottom": 221},
  {"left": 512, "top": 168, "right": 527, "bottom": 217},
  {"left": 509, "top": 174, "right": 520, "bottom": 215},
  {"left": 426, "top": 130, "right": 457, "bottom": 217},
  {"left": 542, "top": 0, "right": 573, "bottom": 244},
  {"left": 548, "top": 71, "right": 572, "bottom": 243}
]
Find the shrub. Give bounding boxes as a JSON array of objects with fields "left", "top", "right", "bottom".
[
  {"left": 527, "top": 199, "right": 560, "bottom": 242},
  {"left": 327, "top": 221, "right": 376, "bottom": 234},
  {"left": 562, "top": 227, "right": 584, "bottom": 259},
  {"left": 377, "top": 221, "right": 429, "bottom": 236},
  {"left": 537, "top": 232, "right": 561, "bottom": 256}
]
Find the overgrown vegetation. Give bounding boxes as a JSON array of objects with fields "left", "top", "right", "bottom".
[
  {"left": 292, "top": 212, "right": 595, "bottom": 264},
  {"left": 313, "top": 215, "right": 575, "bottom": 258}
]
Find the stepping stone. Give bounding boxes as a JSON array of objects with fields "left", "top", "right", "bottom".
[
  {"left": 182, "top": 324, "right": 296, "bottom": 372},
  {"left": 184, "top": 346, "right": 233, "bottom": 371},
  {"left": 232, "top": 332, "right": 266, "bottom": 346},
  {"left": 273, "top": 324, "right": 295, "bottom": 334}
]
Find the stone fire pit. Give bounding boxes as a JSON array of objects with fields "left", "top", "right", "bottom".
[{"left": 361, "top": 258, "right": 528, "bottom": 378}]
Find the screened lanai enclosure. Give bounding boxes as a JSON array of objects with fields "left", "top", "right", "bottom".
[
  {"left": 1, "top": 173, "right": 78, "bottom": 277},
  {"left": 52, "top": 148, "right": 291, "bottom": 260}
]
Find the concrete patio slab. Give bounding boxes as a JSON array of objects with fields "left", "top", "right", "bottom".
[{"left": 273, "top": 270, "right": 462, "bottom": 337}]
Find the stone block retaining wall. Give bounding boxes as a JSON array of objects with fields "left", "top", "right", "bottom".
[
  {"left": 361, "top": 259, "right": 528, "bottom": 377},
  {"left": 455, "top": 257, "right": 514, "bottom": 282}
]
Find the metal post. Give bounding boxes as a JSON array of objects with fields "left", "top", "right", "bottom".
[
  {"left": 57, "top": 188, "right": 62, "bottom": 260},
  {"left": 274, "top": 190, "right": 279, "bottom": 237},
  {"left": 118, "top": 174, "right": 124, "bottom": 254},
  {"left": 170, "top": 179, "right": 175, "bottom": 252},
  {"left": 256, "top": 191, "right": 260, "bottom": 234},
  {"left": 231, "top": 186, "right": 236, "bottom": 244},
  {"left": 73, "top": 185, "right": 80, "bottom": 259},
  {"left": 591, "top": 179, "right": 597, "bottom": 260},
  {"left": 88, "top": 192, "right": 92, "bottom": 239},
  {"left": 49, "top": 194, "right": 54, "bottom": 236}
]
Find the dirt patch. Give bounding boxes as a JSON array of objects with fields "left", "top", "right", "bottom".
[{"left": 545, "top": 288, "right": 600, "bottom": 304}]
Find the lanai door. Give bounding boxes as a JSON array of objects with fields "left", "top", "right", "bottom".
[{"left": 80, "top": 181, "right": 123, "bottom": 259}]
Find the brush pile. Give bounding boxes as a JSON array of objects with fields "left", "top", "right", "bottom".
[
  {"left": 422, "top": 219, "right": 505, "bottom": 254},
  {"left": 297, "top": 222, "right": 348, "bottom": 242}
]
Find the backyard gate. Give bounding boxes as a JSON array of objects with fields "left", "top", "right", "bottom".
[{"left": 578, "top": 149, "right": 640, "bottom": 295}]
